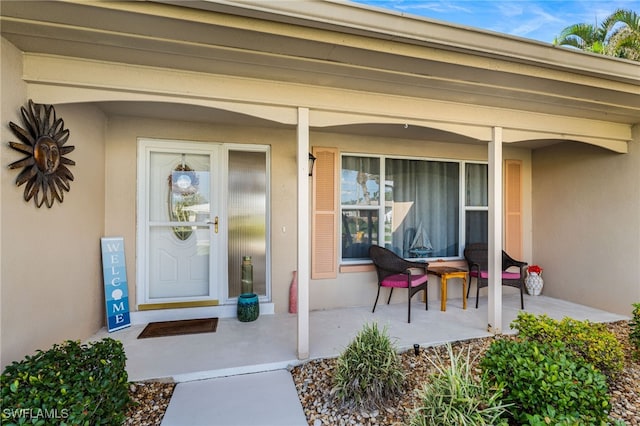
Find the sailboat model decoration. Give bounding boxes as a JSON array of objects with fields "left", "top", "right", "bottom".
[{"left": 409, "top": 222, "right": 433, "bottom": 257}]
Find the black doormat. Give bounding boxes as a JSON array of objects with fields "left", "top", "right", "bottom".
[{"left": 137, "top": 317, "right": 218, "bottom": 339}]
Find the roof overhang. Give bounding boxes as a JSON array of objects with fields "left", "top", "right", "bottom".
[{"left": 1, "top": 0, "right": 638, "bottom": 152}]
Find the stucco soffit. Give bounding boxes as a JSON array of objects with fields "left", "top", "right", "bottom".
[
  {"left": 305, "top": 93, "right": 633, "bottom": 150},
  {"left": 503, "top": 129, "right": 629, "bottom": 154},
  {"left": 28, "top": 80, "right": 631, "bottom": 154},
  {"left": 311, "top": 110, "right": 631, "bottom": 153},
  {"left": 23, "top": 54, "right": 633, "bottom": 153},
  {"left": 310, "top": 110, "right": 492, "bottom": 141},
  {"left": 26, "top": 83, "right": 299, "bottom": 126},
  {"left": 22, "top": 54, "right": 299, "bottom": 124}
]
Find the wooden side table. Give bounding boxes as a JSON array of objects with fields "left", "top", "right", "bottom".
[{"left": 427, "top": 266, "right": 468, "bottom": 311}]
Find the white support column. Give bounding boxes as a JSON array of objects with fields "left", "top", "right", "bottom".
[
  {"left": 296, "top": 107, "right": 310, "bottom": 360},
  {"left": 487, "top": 127, "right": 503, "bottom": 334}
]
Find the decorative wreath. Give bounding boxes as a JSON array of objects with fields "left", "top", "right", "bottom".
[{"left": 168, "top": 164, "right": 201, "bottom": 240}]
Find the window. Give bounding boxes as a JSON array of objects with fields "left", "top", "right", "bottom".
[
  {"left": 465, "top": 163, "right": 489, "bottom": 246},
  {"left": 227, "top": 149, "right": 268, "bottom": 299},
  {"left": 340, "top": 154, "right": 487, "bottom": 262},
  {"left": 341, "top": 157, "right": 380, "bottom": 260}
]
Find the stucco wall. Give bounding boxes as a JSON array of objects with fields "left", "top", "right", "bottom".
[
  {"left": 532, "top": 133, "right": 640, "bottom": 317},
  {"left": 1, "top": 39, "right": 107, "bottom": 369},
  {"left": 103, "top": 115, "right": 298, "bottom": 313}
]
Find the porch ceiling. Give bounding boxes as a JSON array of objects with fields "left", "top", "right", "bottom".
[{"left": 1, "top": 0, "right": 638, "bottom": 149}]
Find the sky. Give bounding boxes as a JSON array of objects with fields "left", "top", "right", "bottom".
[{"left": 351, "top": 0, "right": 640, "bottom": 44}]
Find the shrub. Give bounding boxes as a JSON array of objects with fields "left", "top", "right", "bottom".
[
  {"left": 630, "top": 303, "right": 640, "bottom": 360},
  {"left": 524, "top": 406, "right": 583, "bottom": 425},
  {"left": 331, "top": 322, "right": 405, "bottom": 410},
  {"left": 480, "top": 339, "right": 610, "bottom": 424},
  {"left": 526, "top": 410, "right": 627, "bottom": 426},
  {"left": 409, "top": 344, "right": 510, "bottom": 426},
  {"left": 1, "top": 338, "right": 131, "bottom": 426},
  {"left": 511, "top": 312, "right": 624, "bottom": 379}
]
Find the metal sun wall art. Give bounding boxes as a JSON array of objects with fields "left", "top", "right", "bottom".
[{"left": 7, "top": 100, "right": 75, "bottom": 208}]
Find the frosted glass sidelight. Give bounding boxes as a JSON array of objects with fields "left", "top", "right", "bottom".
[{"left": 227, "top": 150, "right": 267, "bottom": 298}]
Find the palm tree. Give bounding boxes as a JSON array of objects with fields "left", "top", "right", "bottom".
[
  {"left": 606, "top": 9, "right": 640, "bottom": 60},
  {"left": 554, "top": 8, "right": 639, "bottom": 61}
]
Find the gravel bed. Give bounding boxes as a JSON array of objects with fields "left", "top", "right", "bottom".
[
  {"left": 290, "top": 321, "right": 639, "bottom": 426},
  {"left": 125, "top": 381, "right": 175, "bottom": 426},
  {"left": 125, "top": 321, "right": 638, "bottom": 425}
]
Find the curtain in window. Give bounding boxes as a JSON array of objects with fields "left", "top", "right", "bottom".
[
  {"left": 466, "top": 163, "right": 488, "bottom": 206},
  {"left": 385, "top": 159, "right": 459, "bottom": 258},
  {"left": 466, "top": 211, "right": 488, "bottom": 244}
]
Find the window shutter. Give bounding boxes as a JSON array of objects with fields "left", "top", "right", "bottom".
[
  {"left": 311, "top": 147, "right": 338, "bottom": 279},
  {"left": 504, "top": 159, "right": 522, "bottom": 259}
]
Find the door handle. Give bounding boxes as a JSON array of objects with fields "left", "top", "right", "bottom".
[{"left": 207, "top": 217, "right": 219, "bottom": 233}]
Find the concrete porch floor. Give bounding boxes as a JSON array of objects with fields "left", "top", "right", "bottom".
[{"left": 91, "top": 294, "right": 628, "bottom": 383}]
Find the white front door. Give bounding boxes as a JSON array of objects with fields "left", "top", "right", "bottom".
[{"left": 137, "top": 139, "right": 223, "bottom": 305}]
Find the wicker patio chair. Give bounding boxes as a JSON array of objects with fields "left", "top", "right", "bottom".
[
  {"left": 369, "top": 245, "right": 429, "bottom": 323},
  {"left": 463, "top": 242, "right": 527, "bottom": 309}
]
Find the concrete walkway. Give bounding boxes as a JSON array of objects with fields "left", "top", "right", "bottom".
[{"left": 161, "top": 370, "right": 307, "bottom": 426}]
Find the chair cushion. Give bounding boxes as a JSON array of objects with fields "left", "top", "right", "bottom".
[
  {"left": 470, "top": 270, "right": 521, "bottom": 280},
  {"left": 381, "top": 273, "right": 428, "bottom": 288}
]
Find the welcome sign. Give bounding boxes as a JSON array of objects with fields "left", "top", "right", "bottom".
[{"left": 101, "top": 237, "right": 131, "bottom": 332}]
